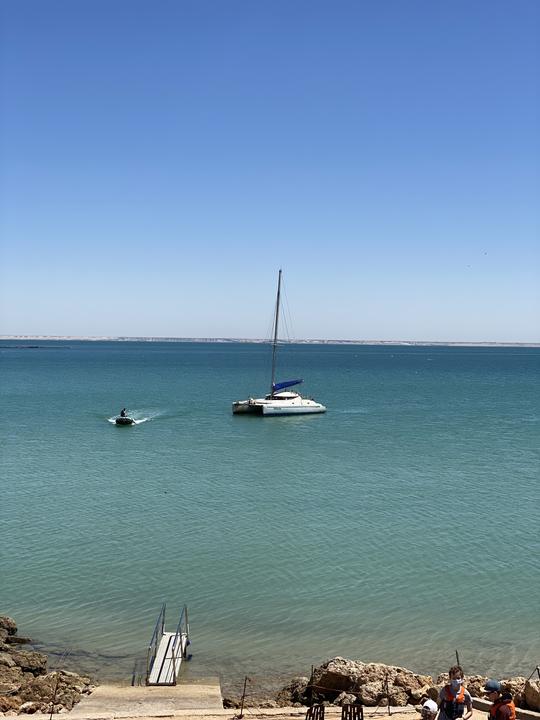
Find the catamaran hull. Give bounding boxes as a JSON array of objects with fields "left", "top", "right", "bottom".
[
  {"left": 262, "top": 404, "right": 325, "bottom": 415},
  {"left": 232, "top": 401, "right": 264, "bottom": 415},
  {"left": 232, "top": 399, "right": 326, "bottom": 416}
]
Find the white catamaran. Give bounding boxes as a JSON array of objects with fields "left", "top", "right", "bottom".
[{"left": 232, "top": 270, "right": 326, "bottom": 416}]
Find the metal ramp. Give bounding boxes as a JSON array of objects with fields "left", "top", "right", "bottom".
[{"left": 146, "top": 604, "right": 190, "bottom": 686}]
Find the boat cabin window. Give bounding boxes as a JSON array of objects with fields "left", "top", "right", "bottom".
[{"left": 265, "top": 391, "right": 298, "bottom": 400}]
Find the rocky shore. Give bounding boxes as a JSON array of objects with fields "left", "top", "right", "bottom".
[
  {"left": 0, "top": 617, "right": 93, "bottom": 715},
  {"left": 237, "top": 657, "right": 539, "bottom": 711},
  {"left": 2, "top": 616, "right": 539, "bottom": 715}
]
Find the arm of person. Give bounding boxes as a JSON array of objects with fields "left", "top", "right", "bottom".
[{"left": 462, "top": 691, "right": 473, "bottom": 720}]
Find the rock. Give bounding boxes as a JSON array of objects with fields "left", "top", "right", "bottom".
[
  {"left": 461, "top": 675, "right": 488, "bottom": 699},
  {"left": 334, "top": 692, "right": 358, "bottom": 706},
  {"left": 358, "top": 680, "right": 385, "bottom": 705},
  {"left": 311, "top": 657, "right": 435, "bottom": 706},
  {"left": 312, "top": 657, "right": 363, "bottom": 694},
  {"left": 388, "top": 685, "right": 409, "bottom": 706},
  {"left": 524, "top": 679, "right": 540, "bottom": 712},
  {"left": 501, "top": 677, "right": 525, "bottom": 708},
  {"left": 0, "top": 618, "right": 17, "bottom": 636},
  {"left": 19, "top": 674, "right": 57, "bottom": 704},
  {"left": 410, "top": 684, "right": 433, "bottom": 703},
  {"left": 276, "top": 676, "right": 309, "bottom": 706},
  {"left": 0, "top": 652, "right": 17, "bottom": 668},
  {"left": 0, "top": 616, "right": 97, "bottom": 715},
  {"left": 394, "top": 669, "right": 430, "bottom": 692},
  {"left": 0, "top": 665, "right": 24, "bottom": 695},
  {"left": 6, "top": 638, "right": 32, "bottom": 646},
  {"left": 9, "top": 651, "right": 47, "bottom": 676},
  {"left": 17, "top": 701, "right": 39, "bottom": 714},
  {"left": 0, "top": 697, "right": 20, "bottom": 714},
  {"left": 57, "top": 670, "right": 79, "bottom": 679},
  {"left": 503, "top": 677, "right": 525, "bottom": 695},
  {"left": 19, "top": 671, "right": 91, "bottom": 712}
]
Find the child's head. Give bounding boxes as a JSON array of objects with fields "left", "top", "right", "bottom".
[
  {"left": 448, "top": 665, "right": 464, "bottom": 691},
  {"left": 448, "top": 665, "right": 464, "bottom": 680},
  {"left": 421, "top": 700, "right": 438, "bottom": 720}
]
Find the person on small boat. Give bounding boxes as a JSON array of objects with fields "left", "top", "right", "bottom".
[{"left": 120, "top": 408, "right": 127, "bottom": 417}]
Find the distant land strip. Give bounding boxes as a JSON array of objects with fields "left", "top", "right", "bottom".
[{"left": 1, "top": 335, "right": 539, "bottom": 347}]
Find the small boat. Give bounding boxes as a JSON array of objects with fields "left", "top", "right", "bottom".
[
  {"left": 115, "top": 408, "right": 134, "bottom": 425},
  {"left": 115, "top": 416, "right": 135, "bottom": 425},
  {"left": 232, "top": 270, "right": 326, "bottom": 416}
]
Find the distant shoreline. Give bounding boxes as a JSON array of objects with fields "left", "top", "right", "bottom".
[{"left": 1, "top": 335, "right": 539, "bottom": 348}]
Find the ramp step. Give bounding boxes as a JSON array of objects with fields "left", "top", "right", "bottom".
[{"left": 148, "top": 632, "right": 188, "bottom": 685}]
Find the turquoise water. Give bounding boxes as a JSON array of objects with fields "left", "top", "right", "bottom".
[{"left": 1, "top": 341, "right": 539, "bottom": 685}]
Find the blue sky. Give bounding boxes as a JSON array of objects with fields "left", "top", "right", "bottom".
[{"left": 1, "top": 0, "right": 538, "bottom": 342}]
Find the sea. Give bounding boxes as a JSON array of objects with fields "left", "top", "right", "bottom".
[{"left": 1, "top": 341, "right": 539, "bottom": 690}]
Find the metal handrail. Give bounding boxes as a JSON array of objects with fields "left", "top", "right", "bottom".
[
  {"left": 169, "top": 605, "right": 189, "bottom": 684},
  {"left": 146, "top": 603, "right": 166, "bottom": 684}
]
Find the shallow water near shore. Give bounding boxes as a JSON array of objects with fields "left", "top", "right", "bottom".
[{"left": 2, "top": 341, "right": 539, "bottom": 686}]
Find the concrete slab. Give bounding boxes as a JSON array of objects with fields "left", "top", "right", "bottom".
[{"left": 64, "top": 680, "right": 223, "bottom": 718}]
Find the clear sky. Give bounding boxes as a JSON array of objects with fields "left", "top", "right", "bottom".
[{"left": 1, "top": 0, "right": 538, "bottom": 342}]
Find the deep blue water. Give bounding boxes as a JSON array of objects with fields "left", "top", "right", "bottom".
[{"left": 1, "top": 341, "right": 539, "bottom": 685}]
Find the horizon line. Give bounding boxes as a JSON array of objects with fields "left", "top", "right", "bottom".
[{"left": 1, "top": 335, "right": 539, "bottom": 348}]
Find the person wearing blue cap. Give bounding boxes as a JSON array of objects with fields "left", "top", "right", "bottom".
[{"left": 484, "top": 680, "right": 516, "bottom": 720}]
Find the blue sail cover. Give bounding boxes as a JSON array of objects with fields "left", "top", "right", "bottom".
[{"left": 272, "top": 379, "right": 303, "bottom": 392}]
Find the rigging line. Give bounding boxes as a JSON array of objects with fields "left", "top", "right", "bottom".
[
  {"left": 280, "top": 279, "right": 296, "bottom": 343},
  {"left": 264, "top": 299, "right": 275, "bottom": 343}
]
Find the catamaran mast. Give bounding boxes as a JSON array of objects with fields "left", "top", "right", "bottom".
[{"left": 270, "top": 269, "right": 282, "bottom": 396}]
